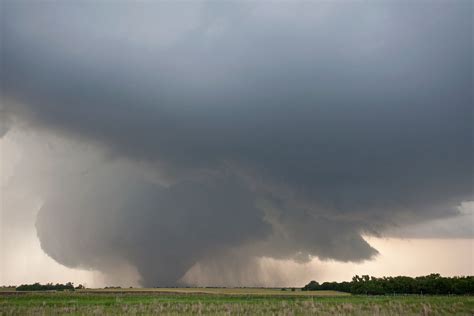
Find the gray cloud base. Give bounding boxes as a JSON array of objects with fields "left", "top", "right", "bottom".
[{"left": 2, "top": 0, "right": 472, "bottom": 285}]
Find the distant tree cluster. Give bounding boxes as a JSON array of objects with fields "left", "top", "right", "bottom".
[
  {"left": 302, "top": 274, "right": 474, "bottom": 295},
  {"left": 16, "top": 282, "right": 76, "bottom": 291}
]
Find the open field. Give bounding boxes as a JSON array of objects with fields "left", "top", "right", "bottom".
[
  {"left": 1, "top": 289, "right": 473, "bottom": 315},
  {"left": 83, "top": 287, "right": 349, "bottom": 296}
]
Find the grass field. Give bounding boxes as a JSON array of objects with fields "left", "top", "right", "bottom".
[
  {"left": 0, "top": 288, "right": 472, "bottom": 315},
  {"left": 84, "top": 287, "right": 348, "bottom": 296}
]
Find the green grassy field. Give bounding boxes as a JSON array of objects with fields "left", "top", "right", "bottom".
[
  {"left": 0, "top": 289, "right": 472, "bottom": 315},
  {"left": 84, "top": 287, "right": 348, "bottom": 296}
]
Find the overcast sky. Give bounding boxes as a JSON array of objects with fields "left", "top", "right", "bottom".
[{"left": 1, "top": 0, "right": 472, "bottom": 287}]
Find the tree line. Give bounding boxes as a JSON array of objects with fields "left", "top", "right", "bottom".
[
  {"left": 302, "top": 274, "right": 474, "bottom": 295},
  {"left": 16, "top": 282, "right": 84, "bottom": 291}
]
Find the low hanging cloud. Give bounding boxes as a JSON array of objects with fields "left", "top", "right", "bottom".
[
  {"left": 36, "top": 172, "right": 270, "bottom": 286},
  {"left": 1, "top": 1, "right": 472, "bottom": 285}
]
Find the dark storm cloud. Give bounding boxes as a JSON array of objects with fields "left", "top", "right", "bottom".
[
  {"left": 35, "top": 171, "right": 270, "bottom": 286},
  {"left": 2, "top": 0, "right": 472, "bottom": 285}
]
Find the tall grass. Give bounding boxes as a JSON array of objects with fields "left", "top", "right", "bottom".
[{"left": 1, "top": 292, "right": 473, "bottom": 315}]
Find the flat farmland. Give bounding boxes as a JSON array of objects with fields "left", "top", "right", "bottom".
[
  {"left": 83, "top": 287, "right": 348, "bottom": 296},
  {"left": 1, "top": 289, "right": 473, "bottom": 315}
]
